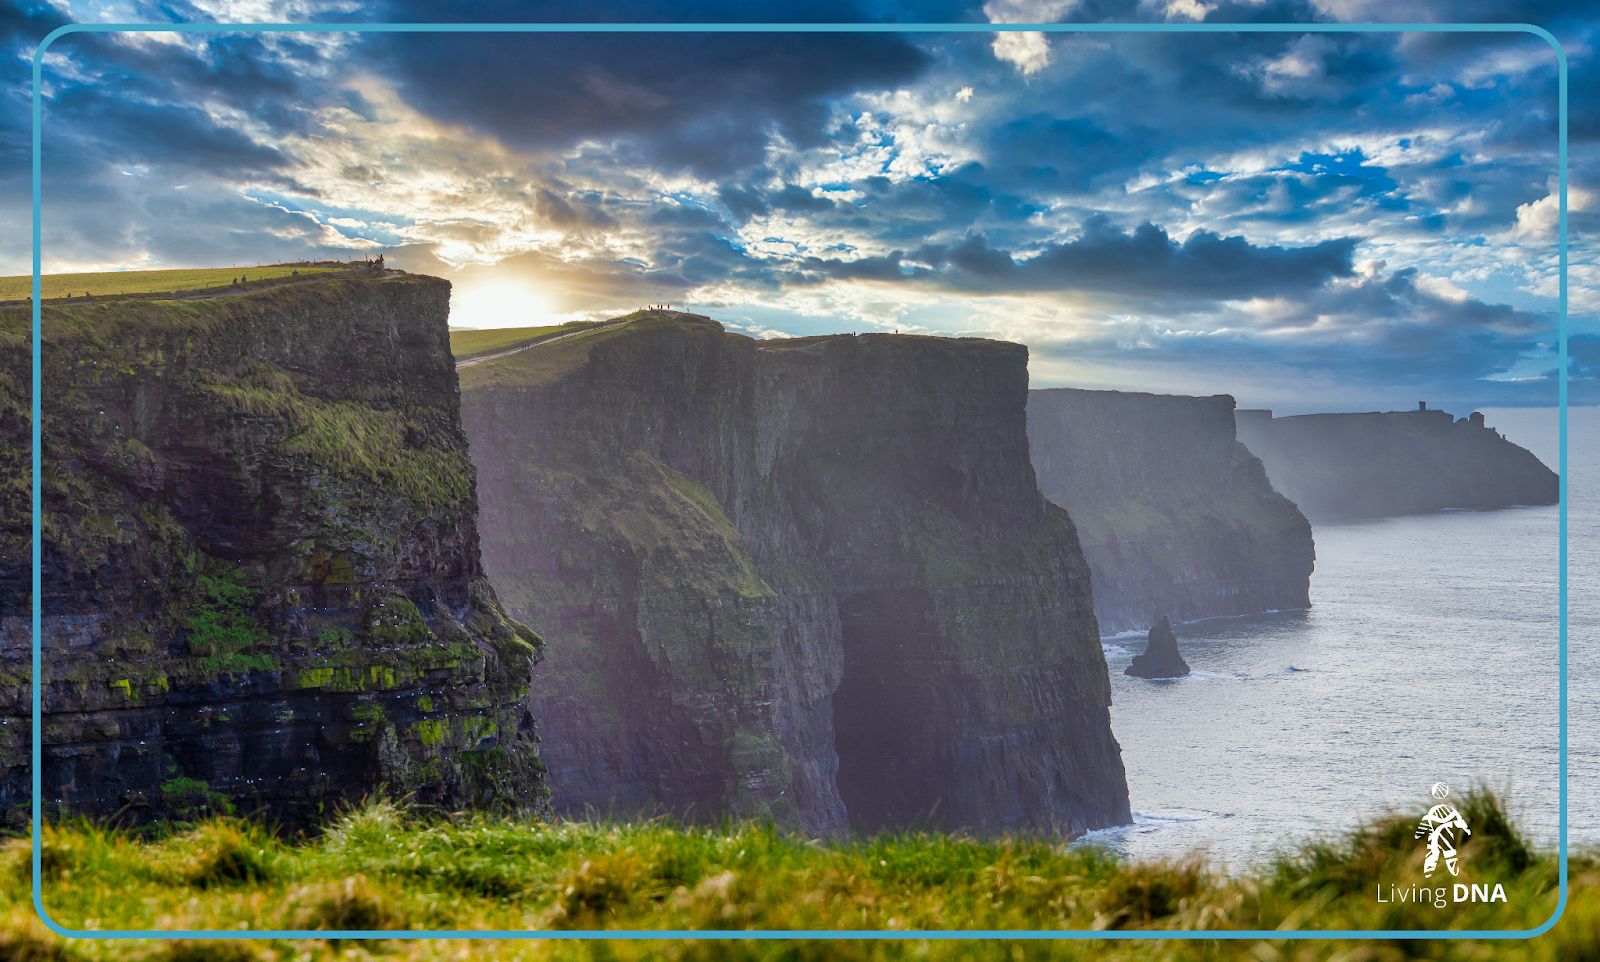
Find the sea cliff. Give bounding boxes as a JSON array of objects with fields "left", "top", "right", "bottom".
[
  {"left": 1235, "top": 407, "right": 1559, "bottom": 522},
  {"left": 459, "top": 312, "right": 1131, "bottom": 837},
  {"left": 1027, "top": 389, "right": 1315, "bottom": 636},
  {"left": 0, "top": 270, "right": 549, "bottom": 827}
]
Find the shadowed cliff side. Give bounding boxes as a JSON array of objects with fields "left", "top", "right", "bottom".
[
  {"left": 1234, "top": 407, "right": 1559, "bottom": 522},
  {"left": 1027, "top": 389, "right": 1315, "bottom": 636},
  {"left": 459, "top": 313, "right": 1131, "bottom": 838},
  {"left": 0, "top": 271, "right": 549, "bottom": 828}
]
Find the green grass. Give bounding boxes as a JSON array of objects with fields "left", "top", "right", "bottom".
[
  {"left": 0, "top": 264, "right": 342, "bottom": 300},
  {"left": 449, "top": 323, "right": 597, "bottom": 360},
  {"left": 456, "top": 312, "right": 703, "bottom": 391},
  {"left": 3, "top": 789, "right": 1595, "bottom": 959}
]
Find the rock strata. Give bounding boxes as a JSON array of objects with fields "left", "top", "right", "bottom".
[
  {"left": 1125, "top": 615, "right": 1190, "bottom": 679},
  {"left": 0, "top": 271, "right": 549, "bottom": 828},
  {"left": 459, "top": 312, "right": 1132, "bottom": 838},
  {"left": 1027, "top": 389, "right": 1315, "bottom": 636}
]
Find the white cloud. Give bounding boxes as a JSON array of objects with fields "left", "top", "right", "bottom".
[
  {"left": 982, "top": 0, "right": 1079, "bottom": 75},
  {"left": 1231, "top": 35, "right": 1346, "bottom": 101},
  {"left": 1414, "top": 272, "right": 1472, "bottom": 304},
  {"left": 1148, "top": 0, "right": 1210, "bottom": 21},
  {"left": 1514, "top": 178, "right": 1597, "bottom": 241}
]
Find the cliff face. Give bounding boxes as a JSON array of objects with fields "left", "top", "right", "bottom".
[
  {"left": 460, "top": 313, "right": 1130, "bottom": 837},
  {"left": 1234, "top": 408, "right": 1560, "bottom": 522},
  {"left": 1027, "top": 389, "right": 1315, "bottom": 636},
  {"left": 0, "top": 273, "right": 549, "bottom": 827}
]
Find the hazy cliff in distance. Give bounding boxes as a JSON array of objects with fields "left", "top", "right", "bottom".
[
  {"left": 1027, "top": 389, "right": 1315, "bottom": 636},
  {"left": 0, "top": 268, "right": 549, "bottom": 828},
  {"left": 1235, "top": 406, "right": 1559, "bottom": 522},
  {"left": 458, "top": 311, "right": 1132, "bottom": 838}
]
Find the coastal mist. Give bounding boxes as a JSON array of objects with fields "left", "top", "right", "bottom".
[{"left": 1091, "top": 406, "right": 1587, "bottom": 867}]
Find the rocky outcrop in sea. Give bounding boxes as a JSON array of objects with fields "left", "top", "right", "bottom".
[{"left": 1125, "top": 615, "right": 1191, "bottom": 679}]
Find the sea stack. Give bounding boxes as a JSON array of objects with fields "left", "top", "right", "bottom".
[{"left": 1125, "top": 615, "right": 1191, "bottom": 679}]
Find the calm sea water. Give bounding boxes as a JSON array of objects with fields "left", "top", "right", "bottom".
[{"left": 1086, "top": 406, "right": 1594, "bottom": 868}]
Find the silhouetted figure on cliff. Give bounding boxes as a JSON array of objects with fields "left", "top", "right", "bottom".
[{"left": 1126, "top": 615, "right": 1191, "bottom": 678}]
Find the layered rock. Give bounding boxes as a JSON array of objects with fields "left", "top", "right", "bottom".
[
  {"left": 1027, "top": 389, "right": 1315, "bottom": 636},
  {"left": 1234, "top": 407, "right": 1559, "bottom": 522},
  {"left": 0, "top": 270, "right": 549, "bottom": 828},
  {"left": 1125, "top": 615, "right": 1190, "bottom": 679},
  {"left": 460, "top": 312, "right": 1131, "bottom": 837}
]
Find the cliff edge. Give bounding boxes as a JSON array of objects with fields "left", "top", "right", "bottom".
[
  {"left": 459, "top": 312, "right": 1131, "bottom": 838},
  {"left": 0, "top": 271, "right": 549, "bottom": 827},
  {"left": 1027, "top": 389, "right": 1315, "bottom": 636},
  {"left": 1235, "top": 407, "right": 1559, "bottom": 522}
]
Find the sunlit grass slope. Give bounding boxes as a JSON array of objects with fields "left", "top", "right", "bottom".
[
  {"left": 2, "top": 789, "right": 1593, "bottom": 959},
  {"left": 448, "top": 323, "right": 599, "bottom": 361},
  {"left": 0, "top": 264, "right": 343, "bottom": 300}
]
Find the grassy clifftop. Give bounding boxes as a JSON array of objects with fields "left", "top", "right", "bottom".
[
  {"left": 0, "top": 262, "right": 350, "bottom": 302},
  {"left": 448, "top": 323, "right": 605, "bottom": 363},
  {"left": 2, "top": 789, "right": 1591, "bottom": 955}
]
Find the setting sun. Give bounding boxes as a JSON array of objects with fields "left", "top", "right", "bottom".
[{"left": 447, "top": 278, "right": 553, "bottom": 330}]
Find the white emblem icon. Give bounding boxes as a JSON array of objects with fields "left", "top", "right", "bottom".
[{"left": 1415, "top": 783, "right": 1471, "bottom": 878}]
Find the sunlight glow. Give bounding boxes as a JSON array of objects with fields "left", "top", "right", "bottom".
[{"left": 448, "top": 279, "right": 555, "bottom": 330}]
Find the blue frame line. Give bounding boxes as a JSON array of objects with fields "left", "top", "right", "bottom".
[{"left": 28, "top": 19, "right": 1569, "bottom": 942}]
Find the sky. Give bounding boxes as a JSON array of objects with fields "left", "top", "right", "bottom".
[{"left": 2, "top": 0, "right": 1596, "bottom": 414}]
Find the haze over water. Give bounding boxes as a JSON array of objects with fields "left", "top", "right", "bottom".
[{"left": 1092, "top": 406, "right": 1593, "bottom": 868}]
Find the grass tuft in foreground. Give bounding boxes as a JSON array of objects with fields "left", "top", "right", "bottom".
[{"left": 0, "top": 788, "right": 1593, "bottom": 960}]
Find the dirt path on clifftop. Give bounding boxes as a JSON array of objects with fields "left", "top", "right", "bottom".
[{"left": 455, "top": 317, "right": 641, "bottom": 368}]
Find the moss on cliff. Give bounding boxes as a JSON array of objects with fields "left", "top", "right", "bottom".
[{"left": 0, "top": 272, "right": 550, "bottom": 827}]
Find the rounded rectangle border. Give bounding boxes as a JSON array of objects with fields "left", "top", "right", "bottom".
[{"left": 26, "top": 17, "right": 1572, "bottom": 941}]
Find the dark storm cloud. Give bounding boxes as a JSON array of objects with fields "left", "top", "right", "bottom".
[
  {"left": 706, "top": 165, "right": 1043, "bottom": 251},
  {"left": 366, "top": 0, "right": 932, "bottom": 177},
  {"left": 804, "top": 216, "right": 1357, "bottom": 301},
  {"left": 0, "top": 1, "right": 372, "bottom": 269},
  {"left": 49, "top": 87, "right": 288, "bottom": 173},
  {"left": 986, "top": 115, "right": 1157, "bottom": 193},
  {"left": 1566, "top": 333, "right": 1600, "bottom": 380}
]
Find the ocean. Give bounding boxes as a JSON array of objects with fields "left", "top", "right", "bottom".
[{"left": 1086, "top": 406, "right": 1594, "bottom": 869}]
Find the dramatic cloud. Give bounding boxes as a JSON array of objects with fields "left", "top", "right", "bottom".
[
  {"left": 4, "top": 0, "right": 1593, "bottom": 409},
  {"left": 802, "top": 217, "right": 1358, "bottom": 302}
]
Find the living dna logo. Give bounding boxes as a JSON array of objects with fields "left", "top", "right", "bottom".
[{"left": 1375, "top": 783, "right": 1508, "bottom": 907}]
